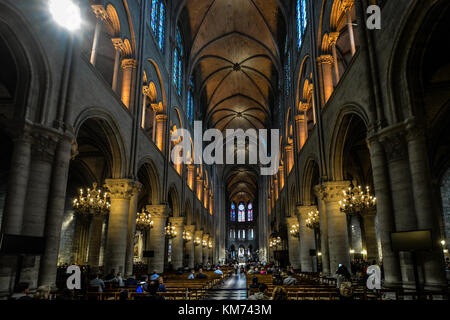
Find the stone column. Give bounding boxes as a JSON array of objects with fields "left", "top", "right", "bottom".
[
  {"left": 316, "top": 55, "right": 334, "bottom": 104},
  {"left": 90, "top": 5, "right": 107, "bottom": 66},
  {"left": 125, "top": 183, "right": 142, "bottom": 277},
  {"left": 38, "top": 137, "right": 73, "bottom": 286},
  {"left": 111, "top": 38, "right": 124, "bottom": 92},
  {"left": 361, "top": 209, "right": 378, "bottom": 263},
  {"left": 194, "top": 230, "right": 203, "bottom": 266},
  {"left": 103, "top": 179, "right": 140, "bottom": 274},
  {"left": 295, "top": 114, "right": 307, "bottom": 150},
  {"left": 197, "top": 178, "right": 203, "bottom": 202},
  {"left": 120, "top": 59, "right": 137, "bottom": 109},
  {"left": 314, "top": 186, "right": 330, "bottom": 275},
  {"left": 0, "top": 130, "right": 32, "bottom": 295},
  {"left": 155, "top": 114, "right": 168, "bottom": 152},
  {"left": 170, "top": 217, "right": 185, "bottom": 270},
  {"left": 286, "top": 217, "right": 301, "bottom": 269},
  {"left": 202, "top": 234, "right": 209, "bottom": 265},
  {"left": 185, "top": 225, "right": 196, "bottom": 269},
  {"left": 406, "top": 124, "right": 447, "bottom": 290},
  {"left": 381, "top": 131, "right": 418, "bottom": 289},
  {"left": 146, "top": 204, "right": 169, "bottom": 273},
  {"left": 368, "top": 136, "right": 402, "bottom": 287},
  {"left": 87, "top": 214, "right": 104, "bottom": 270},
  {"left": 343, "top": 0, "right": 356, "bottom": 56},
  {"left": 329, "top": 33, "right": 340, "bottom": 86},
  {"left": 317, "top": 182, "right": 351, "bottom": 275},
  {"left": 20, "top": 132, "right": 57, "bottom": 290},
  {"left": 141, "top": 86, "right": 149, "bottom": 129},
  {"left": 297, "top": 206, "right": 317, "bottom": 272}
]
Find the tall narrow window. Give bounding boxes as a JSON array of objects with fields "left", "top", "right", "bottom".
[
  {"left": 247, "top": 202, "right": 253, "bottom": 221},
  {"left": 187, "top": 77, "right": 194, "bottom": 124},
  {"left": 150, "top": 0, "right": 165, "bottom": 53},
  {"left": 249, "top": 229, "right": 254, "bottom": 240},
  {"left": 230, "top": 202, "right": 236, "bottom": 221},
  {"left": 296, "top": 0, "right": 307, "bottom": 50},
  {"left": 238, "top": 202, "right": 246, "bottom": 222},
  {"left": 174, "top": 26, "right": 184, "bottom": 95}
]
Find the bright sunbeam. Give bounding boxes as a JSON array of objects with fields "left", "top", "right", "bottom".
[{"left": 49, "top": 0, "right": 81, "bottom": 31}]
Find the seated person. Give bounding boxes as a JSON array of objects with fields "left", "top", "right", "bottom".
[
  {"left": 187, "top": 269, "right": 195, "bottom": 280},
  {"left": 248, "top": 284, "right": 270, "bottom": 300},
  {"left": 272, "top": 274, "right": 283, "bottom": 285},
  {"left": 89, "top": 274, "right": 105, "bottom": 292},
  {"left": 214, "top": 267, "right": 223, "bottom": 276},
  {"left": 196, "top": 268, "right": 208, "bottom": 279},
  {"left": 10, "top": 282, "right": 32, "bottom": 300},
  {"left": 136, "top": 276, "right": 148, "bottom": 293},
  {"left": 125, "top": 274, "right": 138, "bottom": 287},
  {"left": 135, "top": 281, "right": 165, "bottom": 301},
  {"left": 176, "top": 267, "right": 184, "bottom": 275},
  {"left": 249, "top": 276, "right": 259, "bottom": 289},
  {"left": 157, "top": 277, "right": 167, "bottom": 292},
  {"left": 149, "top": 272, "right": 160, "bottom": 281},
  {"left": 282, "top": 271, "right": 298, "bottom": 286},
  {"left": 271, "top": 286, "right": 288, "bottom": 300}
]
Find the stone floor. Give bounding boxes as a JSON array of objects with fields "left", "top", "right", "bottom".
[{"left": 204, "top": 273, "right": 248, "bottom": 300}]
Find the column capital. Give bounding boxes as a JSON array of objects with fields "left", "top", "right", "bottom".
[
  {"left": 156, "top": 114, "right": 168, "bottom": 121},
  {"left": 30, "top": 130, "right": 59, "bottom": 163},
  {"left": 111, "top": 38, "right": 125, "bottom": 51},
  {"left": 295, "top": 205, "right": 318, "bottom": 217},
  {"left": 146, "top": 204, "right": 170, "bottom": 218},
  {"left": 91, "top": 5, "right": 108, "bottom": 20},
  {"left": 169, "top": 216, "right": 185, "bottom": 227},
  {"left": 185, "top": 225, "right": 196, "bottom": 233},
  {"left": 285, "top": 216, "right": 299, "bottom": 227},
  {"left": 295, "top": 114, "right": 306, "bottom": 122},
  {"left": 317, "top": 54, "right": 334, "bottom": 65},
  {"left": 313, "top": 181, "right": 350, "bottom": 202},
  {"left": 121, "top": 58, "right": 137, "bottom": 70},
  {"left": 105, "top": 179, "right": 142, "bottom": 200},
  {"left": 328, "top": 32, "right": 340, "bottom": 45}
]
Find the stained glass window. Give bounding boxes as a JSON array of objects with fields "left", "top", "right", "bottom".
[
  {"left": 249, "top": 229, "right": 254, "bottom": 240},
  {"left": 247, "top": 202, "right": 253, "bottom": 221},
  {"left": 150, "top": 0, "right": 165, "bottom": 53},
  {"left": 230, "top": 202, "right": 236, "bottom": 221},
  {"left": 187, "top": 78, "right": 194, "bottom": 124},
  {"left": 285, "top": 51, "right": 291, "bottom": 96},
  {"left": 297, "top": 0, "right": 307, "bottom": 50},
  {"left": 173, "top": 26, "right": 184, "bottom": 96},
  {"left": 238, "top": 203, "right": 245, "bottom": 222}
]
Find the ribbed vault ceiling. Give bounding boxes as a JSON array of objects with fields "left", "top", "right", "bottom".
[{"left": 183, "top": 0, "right": 285, "bottom": 204}]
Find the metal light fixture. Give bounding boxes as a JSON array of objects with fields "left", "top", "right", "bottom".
[
  {"left": 289, "top": 224, "right": 300, "bottom": 238},
  {"left": 165, "top": 222, "right": 177, "bottom": 239},
  {"left": 136, "top": 207, "right": 153, "bottom": 231},
  {"left": 183, "top": 231, "right": 192, "bottom": 243},
  {"left": 73, "top": 183, "right": 110, "bottom": 216},
  {"left": 202, "top": 239, "right": 208, "bottom": 248},
  {"left": 339, "top": 184, "right": 376, "bottom": 215},
  {"left": 306, "top": 210, "right": 320, "bottom": 229},
  {"left": 269, "top": 236, "right": 281, "bottom": 249},
  {"left": 208, "top": 240, "right": 213, "bottom": 249},
  {"left": 194, "top": 236, "right": 201, "bottom": 247}
]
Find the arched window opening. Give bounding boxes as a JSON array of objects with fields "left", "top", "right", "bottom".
[
  {"left": 296, "top": 0, "right": 307, "bottom": 50},
  {"left": 230, "top": 202, "right": 236, "bottom": 222},
  {"left": 247, "top": 202, "right": 253, "bottom": 221},
  {"left": 173, "top": 26, "right": 184, "bottom": 96},
  {"left": 151, "top": 0, "right": 165, "bottom": 53},
  {"left": 238, "top": 202, "right": 246, "bottom": 222}
]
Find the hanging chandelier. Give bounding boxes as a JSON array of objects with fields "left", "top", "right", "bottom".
[
  {"left": 73, "top": 183, "right": 110, "bottom": 216},
  {"left": 289, "top": 224, "right": 300, "bottom": 238},
  {"left": 208, "top": 240, "right": 213, "bottom": 249},
  {"left": 339, "top": 184, "right": 376, "bottom": 215},
  {"left": 269, "top": 236, "right": 281, "bottom": 249},
  {"left": 202, "top": 239, "right": 208, "bottom": 248},
  {"left": 136, "top": 207, "right": 153, "bottom": 231},
  {"left": 194, "top": 236, "right": 201, "bottom": 246},
  {"left": 306, "top": 210, "right": 320, "bottom": 229},
  {"left": 183, "top": 230, "right": 192, "bottom": 243},
  {"left": 165, "top": 222, "right": 177, "bottom": 239}
]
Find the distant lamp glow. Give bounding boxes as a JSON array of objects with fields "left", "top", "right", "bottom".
[
  {"left": 441, "top": 240, "right": 446, "bottom": 247},
  {"left": 349, "top": 249, "right": 355, "bottom": 254},
  {"left": 317, "top": 252, "right": 322, "bottom": 256},
  {"left": 49, "top": 0, "right": 81, "bottom": 31},
  {"left": 361, "top": 250, "right": 367, "bottom": 255}
]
